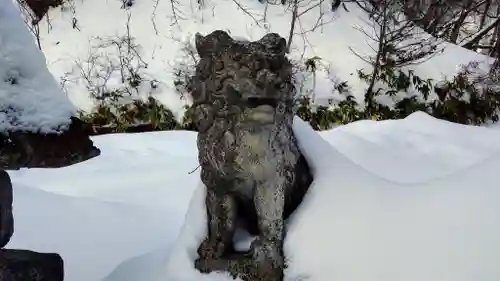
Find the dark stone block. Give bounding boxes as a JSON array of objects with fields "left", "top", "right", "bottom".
[
  {"left": 0, "top": 117, "right": 100, "bottom": 170},
  {"left": 0, "top": 171, "right": 13, "bottom": 249},
  {"left": 0, "top": 249, "right": 64, "bottom": 281}
]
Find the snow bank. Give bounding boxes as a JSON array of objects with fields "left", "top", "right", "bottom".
[
  {"left": 159, "top": 112, "right": 500, "bottom": 281},
  {"left": 286, "top": 115, "right": 500, "bottom": 281},
  {"left": 38, "top": 0, "right": 493, "bottom": 113},
  {"left": 319, "top": 111, "right": 500, "bottom": 184},
  {"left": 0, "top": 0, "right": 75, "bottom": 133},
  {"left": 6, "top": 184, "right": 176, "bottom": 281},
  {"left": 8, "top": 130, "right": 199, "bottom": 208},
  {"left": 7, "top": 130, "right": 200, "bottom": 281},
  {"left": 8, "top": 111, "right": 500, "bottom": 281}
]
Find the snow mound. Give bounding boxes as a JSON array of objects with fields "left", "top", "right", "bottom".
[
  {"left": 101, "top": 246, "right": 171, "bottom": 281},
  {"left": 159, "top": 112, "right": 500, "bottom": 281},
  {"left": 6, "top": 131, "right": 200, "bottom": 281},
  {"left": 0, "top": 0, "right": 75, "bottom": 133},
  {"left": 319, "top": 111, "right": 500, "bottom": 184},
  {"left": 8, "top": 130, "right": 199, "bottom": 208},
  {"left": 6, "top": 183, "right": 176, "bottom": 281}
]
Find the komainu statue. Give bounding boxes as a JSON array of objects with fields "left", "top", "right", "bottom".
[{"left": 191, "top": 30, "right": 313, "bottom": 281}]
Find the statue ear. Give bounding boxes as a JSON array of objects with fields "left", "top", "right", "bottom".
[
  {"left": 276, "top": 38, "right": 287, "bottom": 53},
  {"left": 258, "top": 33, "right": 287, "bottom": 54},
  {"left": 195, "top": 30, "right": 233, "bottom": 57},
  {"left": 195, "top": 32, "right": 208, "bottom": 57}
]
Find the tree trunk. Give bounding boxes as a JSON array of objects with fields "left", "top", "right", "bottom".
[
  {"left": 479, "top": 0, "right": 492, "bottom": 29},
  {"left": 448, "top": 0, "right": 474, "bottom": 43},
  {"left": 366, "top": 4, "right": 388, "bottom": 111},
  {"left": 286, "top": 0, "right": 299, "bottom": 53}
]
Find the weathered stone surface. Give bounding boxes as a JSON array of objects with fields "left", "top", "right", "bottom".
[
  {"left": 191, "top": 30, "right": 313, "bottom": 281},
  {"left": 0, "top": 171, "right": 13, "bottom": 249},
  {"left": 0, "top": 117, "right": 100, "bottom": 170},
  {"left": 0, "top": 249, "right": 64, "bottom": 281}
]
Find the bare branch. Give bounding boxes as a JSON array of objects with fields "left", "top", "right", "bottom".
[
  {"left": 231, "top": 0, "right": 263, "bottom": 27},
  {"left": 151, "top": 0, "right": 161, "bottom": 35},
  {"left": 460, "top": 16, "right": 500, "bottom": 49},
  {"left": 297, "top": 0, "right": 324, "bottom": 17}
]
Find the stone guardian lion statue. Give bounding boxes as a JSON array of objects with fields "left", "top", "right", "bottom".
[{"left": 190, "top": 30, "right": 313, "bottom": 281}]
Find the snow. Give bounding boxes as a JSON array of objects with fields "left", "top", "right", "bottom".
[
  {"left": 284, "top": 115, "right": 500, "bottom": 281},
  {"left": 7, "top": 131, "right": 200, "bottom": 281},
  {"left": 8, "top": 185, "right": 176, "bottom": 281},
  {"left": 34, "top": 0, "right": 494, "bottom": 114},
  {"left": 160, "top": 113, "right": 500, "bottom": 281},
  {"left": 0, "top": 0, "right": 76, "bottom": 133},
  {"left": 3, "top": 0, "right": 500, "bottom": 280},
  {"left": 6, "top": 111, "right": 500, "bottom": 281}
]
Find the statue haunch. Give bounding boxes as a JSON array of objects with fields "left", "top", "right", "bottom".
[{"left": 191, "top": 30, "right": 313, "bottom": 281}]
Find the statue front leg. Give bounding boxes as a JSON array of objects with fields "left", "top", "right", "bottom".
[
  {"left": 249, "top": 179, "right": 286, "bottom": 280},
  {"left": 197, "top": 189, "right": 237, "bottom": 258},
  {"left": 195, "top": 172, "right": 238, "bottom": 273}
]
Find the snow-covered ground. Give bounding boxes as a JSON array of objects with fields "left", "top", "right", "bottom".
[
  {"left": 6, "top": 111, "right": 500, "bottom": 281},
  {"left": 7, "top": 130, "right": 199, "bottom": 281},
  {"left": 34, "top": 0, "right": 494, "bottom": 116}
]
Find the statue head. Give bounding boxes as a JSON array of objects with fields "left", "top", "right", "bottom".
[{"left": 190, "top": 30, "right": 295, "bottom": 131}]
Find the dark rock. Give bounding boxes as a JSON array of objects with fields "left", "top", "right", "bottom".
[
  {"left": 0, "top": 117, "right": 100, "bottom": 170},
  {"left": 191, "top": 30, "right": 313, "bottom": 281},
  {"left": 0, "top": 249, "right": 64, "bottom": 281},
  {"left": 0, "top": 171, "right": 13, "bottom": 249},
  {"left": 23, "top": 0, "right": 63, "bottom": 24}
]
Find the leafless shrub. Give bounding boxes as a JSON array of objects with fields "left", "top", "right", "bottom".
[{"left": 64, "top": 13, "right": 156, "bottom": 107}]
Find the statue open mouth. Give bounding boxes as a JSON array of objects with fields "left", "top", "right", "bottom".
[
  {"left": 246, "top": 97, "right": 278, "bottom": 109},
  {"left": 242, "top": 105, "right": 276, "bottom": 125},
  {"left": 241, "top": 97, "right": 278, "bottom": 124}
]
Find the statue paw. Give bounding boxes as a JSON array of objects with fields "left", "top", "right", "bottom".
[
  {"left": 195, "top": 256, "right": 231, "bottom": 274},
  {"left": 249, "top": 238, "right": 284, "bottom": 268},
  {"left": 194, "top": 257, "right": 211, "bottom": 273},
  {"left": 197, "top": 238, "right": 227, "bottom": 260}
]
